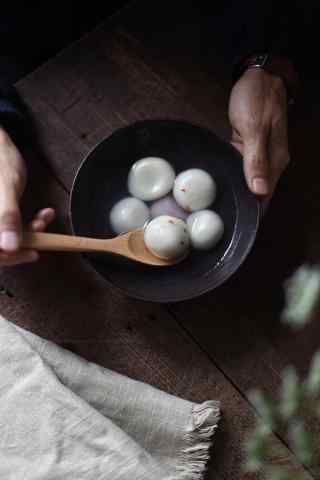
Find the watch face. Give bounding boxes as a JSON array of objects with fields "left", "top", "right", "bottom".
[{"left": 254, "top": 53, "right": 269, "bottom": 67}]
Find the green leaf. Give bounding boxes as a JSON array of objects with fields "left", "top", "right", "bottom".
[
  {"left": 306, "top": 350, "right": 320, "bottom": 396},
  {"left": 245, "top": 423, "right": 269, "bottom": 472},
  {"left": 282, "top": 265, "right": 320, "bottom": 328},
  {"left": 279, "top": 367, "right": 303, "bottom": 420},
  {"left": 265, "top": 466, "right": 292, "bottom": 480},
  {"left": 288, "top": 420, "right": 314, "bottom": 466},
  {"left": 249, "top": 389, "right": 276, "bottom": 429}
]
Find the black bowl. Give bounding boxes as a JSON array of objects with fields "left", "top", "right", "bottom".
[{"left": 70, "top": 120, "right": 261, "bottom": 302}]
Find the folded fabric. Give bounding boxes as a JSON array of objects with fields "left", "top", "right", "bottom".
[{"left": 0, "top": 315, "right": 220, "bottom": 480}]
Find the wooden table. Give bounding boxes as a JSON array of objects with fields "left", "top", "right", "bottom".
[{"left": 1, "top": 2, "right": 319, "bottom": 478}]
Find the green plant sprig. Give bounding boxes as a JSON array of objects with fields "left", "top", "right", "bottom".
[{"left": 245, "top": 351, "right": 320, "bottom": 479}]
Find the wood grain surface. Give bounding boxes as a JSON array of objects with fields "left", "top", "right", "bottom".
[{"left": 0, "top": 1, "right": 318, "bottom": 478}]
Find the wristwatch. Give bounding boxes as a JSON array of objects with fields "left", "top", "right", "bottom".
[{"left": 233, "top": 53, "right": 300, "bottom": 105}]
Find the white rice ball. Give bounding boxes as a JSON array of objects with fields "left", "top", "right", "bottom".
[
  {"left": 128, "top": 157, "right": 175, "bottom": 201},
  {"left": 173, "top": 169, "right": 216, "bottom": 212},
  {"left": 144, "top": 215, "right": 190, "bottom": 260},
  {"left": 187, "top": 210, "right": 224, "bottom": 250},
  {"left": 110, "top": 197, "right": 150, "bottom": 235}
]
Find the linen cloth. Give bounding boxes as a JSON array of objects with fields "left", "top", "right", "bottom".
[{"left": 0, "top": 315, "right": 220, "bottom": 479}]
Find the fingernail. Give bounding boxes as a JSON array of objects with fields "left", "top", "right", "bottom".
[
  {"left": 0, "top": 231, "right": 21, "bottom": 252},
  {"left": 252, "top": 177, "right": 269, "bottom": 195}
]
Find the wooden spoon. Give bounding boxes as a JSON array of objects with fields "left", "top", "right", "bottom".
[{"left": 22, "top": 230, "right": 178, "bottom": 266}]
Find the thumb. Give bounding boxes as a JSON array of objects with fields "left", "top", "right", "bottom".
[
  {"left": 0, "top": 185, "right": 22, "bottom": 252},
  {"left": 242, "top": 135, "right": 270, "bottom": 196}
]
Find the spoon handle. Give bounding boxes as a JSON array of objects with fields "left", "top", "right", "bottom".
[{"left": 22, "top": 232, "right": 120, "bottom": 253}]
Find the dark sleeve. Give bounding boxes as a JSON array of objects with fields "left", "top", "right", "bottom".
[
  {"left": 228, "top": 1, "right": 292, "bottom": 63},
  {"left": 209, "top": 0, "right": 295, "bottom": 68},
  {"left": 0, "top": 59, "right": 28, "bottom": 150},
  {"left": 0, "top": 2, "right": 124, "bottom": 149},
  {"left": 0, "top": 7, "right": 31, "bottom": 150}
]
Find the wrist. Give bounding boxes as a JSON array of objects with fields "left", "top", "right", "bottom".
[
  {"left": 0, "top": 126, "right": 10, "bottom": 145},
  {"left": 239, "top": 68, "right": 288, "bottom": 114},
  {"left": 0, "top": 127, "right": 20, "bottom": 153},
  {"left": 0, "top": 127, "right": 27, "bottom": 193},
  {"left": 0, "top": 126, "right": 18, "bottom": 148},
  {"left": 233, "top": 53, "right": 299, "bottom": 105},
  {"left": 242, "top": 67, "right": 287, "bottom": 92}
]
